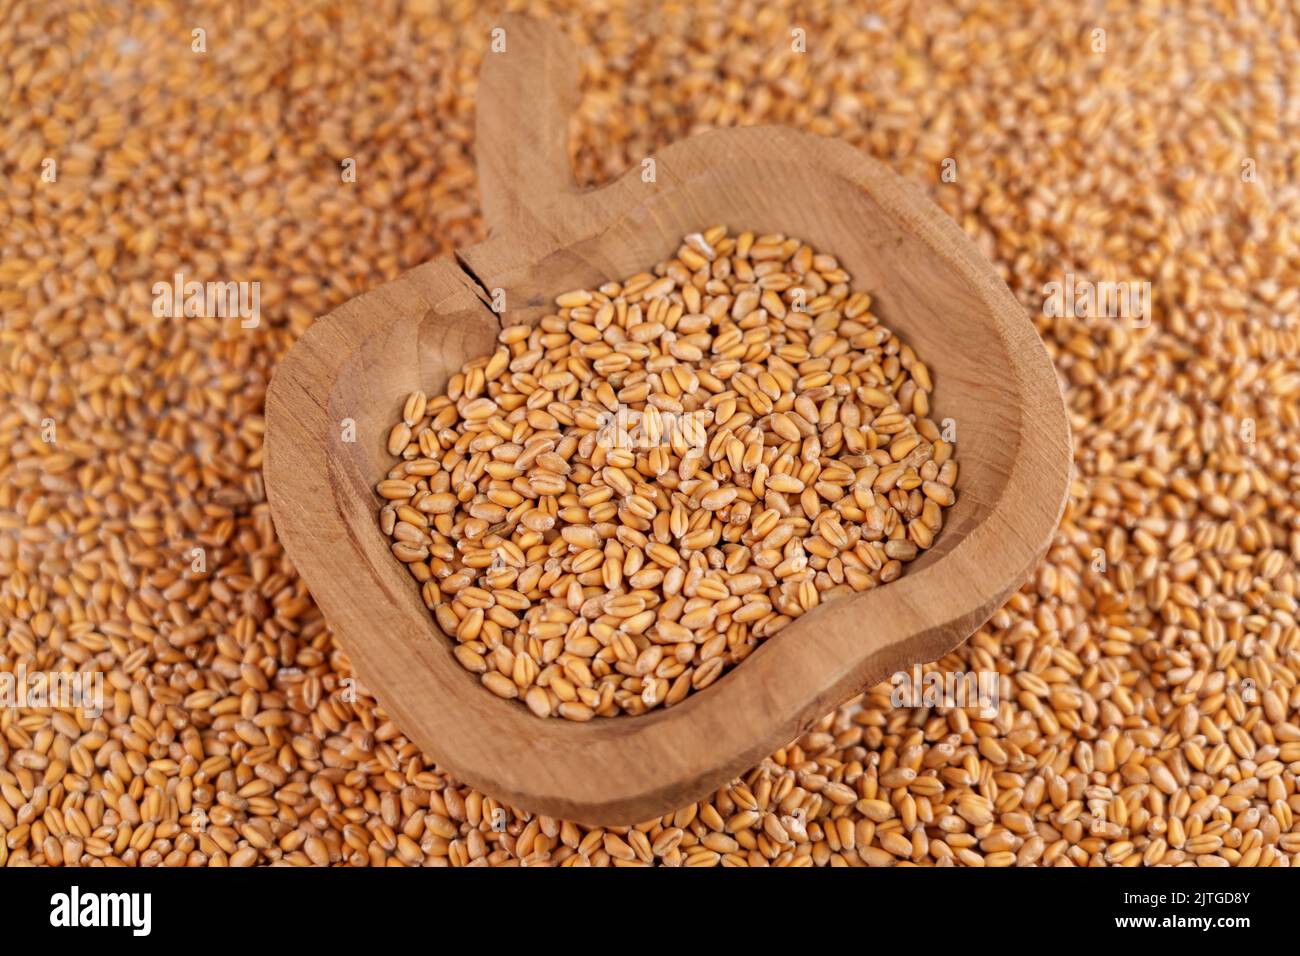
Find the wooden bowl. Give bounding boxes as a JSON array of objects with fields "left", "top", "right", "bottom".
[{"left": 264, "top": 14, "right": 1070, "bottom": 825}]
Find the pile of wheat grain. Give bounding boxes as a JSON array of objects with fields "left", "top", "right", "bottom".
[{"left": 0, "top": 0, "right": 1295, "bottom": 866}]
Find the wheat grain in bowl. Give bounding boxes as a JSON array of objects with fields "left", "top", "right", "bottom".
[{"left": 375, "top": 226, "right": 958, "bottom": 719}]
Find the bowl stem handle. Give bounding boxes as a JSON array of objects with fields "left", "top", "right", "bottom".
[{"left": 475, "top": 14, "right": 583, "bottom": 241}]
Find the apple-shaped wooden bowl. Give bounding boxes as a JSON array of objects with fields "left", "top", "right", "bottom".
[{"left": 264, "top": 14, "right": 1070, "bottom": 825}]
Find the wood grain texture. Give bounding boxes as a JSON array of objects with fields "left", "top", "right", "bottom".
[{"left": 264, "top": 13, "right": 1071, "bottom": 825}]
